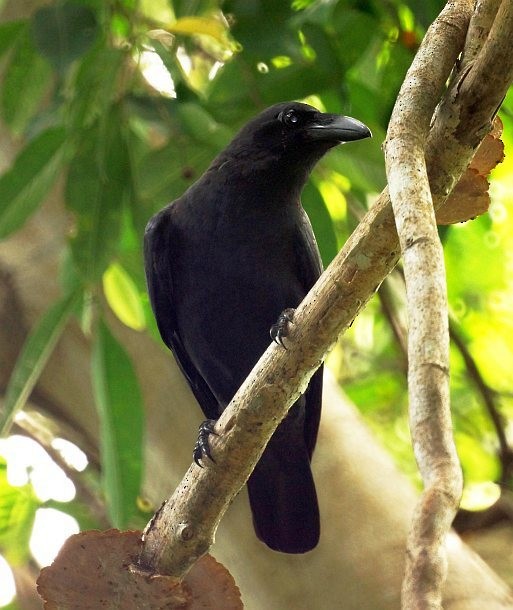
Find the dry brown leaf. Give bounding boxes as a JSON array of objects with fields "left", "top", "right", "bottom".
[
  {"left": 437, "top": 116, "right": 504, "bottom": 225},
  {"left": 36, "top": 529, "right": 242, "bottom": 610},
  {"left": 184, "top": 554, "right": 243, "bottom": 609}
]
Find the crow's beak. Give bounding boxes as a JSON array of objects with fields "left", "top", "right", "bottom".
[{"left": 306, "top": 114, "right": 372, "bottom": 143}]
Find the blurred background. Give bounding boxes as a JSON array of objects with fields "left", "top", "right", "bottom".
[{"left": 0, "top": 0, "right": 512, "bottom": 607}]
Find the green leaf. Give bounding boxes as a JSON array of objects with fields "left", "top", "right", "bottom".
[
  {"left": 66, "top": 106, "right": 129, "bottom": 281},
  {"left": 31, "top": 2, "right": 98, "bottom": 73},
  {"left": 0, "top": 20, "right": 25, "bottom": 58},
  {"left": 331, "top": 8, "right": 382, "bottom": 69},
  {"left": 0, "top": 290, "right": 80, "bottom": 435},
  {"left": 176, "top": 103, "right": 233, "bottom": 150},
  {"left": 131, "top": 138, "right": 211, "bottom": 234},
  {"left": 0, "top": 459, "right": 40, "bottom": 564},
  {"left": 68, "top": 47, "right": 125, "bottom": 130},
  {"left": 209, "top": 58, "right": 337, "bottom": 110},
  {"left": 0, "top": 127, "right": 67, "bottom": 239},
  {"left": 92, "top": 319, "right": 144, "bottom": 528},
  {"left": 0, "top": 24, "right": 52, "bottom": 134},
  {"left": 223, "top": 0, "right": 297, "bottom": 59},
  {"left": 103, "top": 263, "right": 146, "bottom": 331}
]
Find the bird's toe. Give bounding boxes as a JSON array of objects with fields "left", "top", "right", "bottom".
[
  {"left": 193, "top": 419, "right": 218, "bottom": 467},
  {"left": 270, "top": 308, "right": 295, "bottom": 349}
]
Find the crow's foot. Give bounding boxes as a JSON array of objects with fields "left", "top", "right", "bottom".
[
  {"left": 270, "top": 308, "right": 295, "bottom": 349},
  {"left": 193, "top": 419, "right": 218, "bottom": 467}
]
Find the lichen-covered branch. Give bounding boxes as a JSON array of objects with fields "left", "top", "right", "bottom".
[
  {"left": 136, "top": 0, "right": 513, "bottom": 585},
  {"left": 384, "top": 1, "right": 472, "bottom": 607}
]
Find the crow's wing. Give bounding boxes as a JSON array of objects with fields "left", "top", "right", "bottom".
[
  {"left": 294, "top": 208, "right": 324, "bottom": 457},
  {"left": 144, "top": 210, "right": 220, "bottom": 420},
  {"left": 295, "top": 207, "right": 324, "bottom": 288}
]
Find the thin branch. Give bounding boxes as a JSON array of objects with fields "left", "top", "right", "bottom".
[
  {"left": 384, "top": 2, "right": 471, "bottom": 607},
  {"left": 380, "top": 267, "right": 512, "bottom": 484},
  {"left": 377, "top": 277, "right": 408, "bottom": 366},
  {"left": 135, "top": 0, "right": 513, "bottom": 583},
  {"left": 449, "top": 320, "right": 513, "bottom": 485}
]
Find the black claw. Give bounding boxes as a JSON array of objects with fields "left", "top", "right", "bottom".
[
  {"left": 193, "top": 419, "right": 218, "bottom": 467},
  {"left": 270, "top": 308, "right": 295, "bottom": 349}
]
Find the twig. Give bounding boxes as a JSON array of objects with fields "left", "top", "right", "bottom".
[
  {"left": 135, "top": 0, "right": 513, "bottom": 582},
  {"left": 449, "top": 320, "right": 513, "bottom": 485},
  {"left": 380, "top": 266, "right": 512, "bottom": 485},
  {"left": 384, "top": 2, "right": 472, "bottom": 607},
  {"left": 377, "top": 276, "right": 408, "bottom": 366}
]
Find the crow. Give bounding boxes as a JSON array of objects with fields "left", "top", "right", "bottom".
[{"left": 144, "top": 101, "right": 371, "bottom": 553}]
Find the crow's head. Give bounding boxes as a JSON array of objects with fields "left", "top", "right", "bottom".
[
  {"left": 211, "top": 101, "right": 371, "bottom": 190},
  {"left": 243, "top": 101, "right": 370, "bottom": 149}
]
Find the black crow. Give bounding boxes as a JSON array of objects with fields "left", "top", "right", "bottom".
[{"left": 144, "top": 101, "right": 371, "bottom": 553}]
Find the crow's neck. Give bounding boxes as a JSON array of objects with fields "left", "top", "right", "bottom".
[{"left": 205, "top": 151, "right": 318, "bottom": 209}]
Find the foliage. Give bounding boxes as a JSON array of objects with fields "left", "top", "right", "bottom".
[{"left": 0, "top": 0, "right": 512, "bottom": 603}]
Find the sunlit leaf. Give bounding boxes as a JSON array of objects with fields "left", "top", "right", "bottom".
[
  {"left": 103, "top": 263, "right": 146, "bottom": 331},
  {"left": 166, "top": 16, "right": 230, "bottom": 46},
  {"left": 92, "top": 320, "right": 144, "bottom": 528},
  {"left": 455, "top": 432, "right": 500, "bottom": 483},
  {"left": 0, "top": 290, "right": 80, "bottom": 435},
  {"left": 460, "top": 481, "right": 501, "bottom": 511},
  {"left": 139, "top": 0, "right": 173, "bottom": 23},
  {"left": 0, "top": 127, "right": 66, "bottom": 239},
  {"left": 0, "top": 459, "right": 40, "bottom": 565}
]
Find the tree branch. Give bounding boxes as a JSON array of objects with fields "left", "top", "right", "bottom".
[
  {"left": 384, "top": 1, "right": 471, "bottom": 606},
  {"left": 460, "top": 0, "right": 502, "bottom": 69},
  {"left": 135, "top": 0, "right": 513, "bottom": 587},
  {"left": 458, "top": 0, "right": 513, "bottom": 140}
]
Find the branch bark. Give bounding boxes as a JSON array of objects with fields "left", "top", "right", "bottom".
[
  {"left": 384, "top": 2, "right": 471, "bottom": 607},
  {"left": 460, "top": 0, "right": 502, "bottom": 69},
  {"left": 137, "top": 0, "right": 513, "bottom": 590}
]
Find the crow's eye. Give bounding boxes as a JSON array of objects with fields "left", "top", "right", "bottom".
[{"left": 280, "top": 109, "right": 300, "bottom": 127}]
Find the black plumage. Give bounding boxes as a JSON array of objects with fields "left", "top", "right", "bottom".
[{"left": 144, "top": 101, "right": 371, "bottom": 553}]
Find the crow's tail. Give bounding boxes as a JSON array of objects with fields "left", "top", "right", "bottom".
[{"left": 246, "top": 403, "right": 320, "bottom": 554}]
